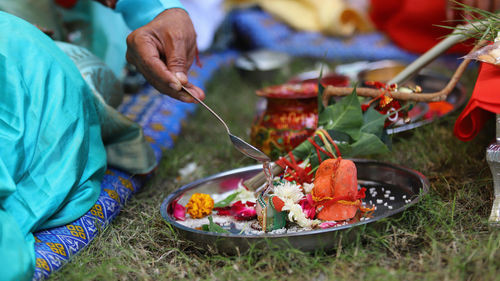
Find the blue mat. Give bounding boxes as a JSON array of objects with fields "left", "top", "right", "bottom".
[
  {"left": 32, "top": 50, "right": 238, "bottom": 281},
  {"left": 230, "top": 8, "right": 418, "bottom": 62}
]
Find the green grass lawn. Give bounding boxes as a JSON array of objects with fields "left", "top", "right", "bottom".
[{"left": 52, "top": 60, "right": 500, "bottom": 281}]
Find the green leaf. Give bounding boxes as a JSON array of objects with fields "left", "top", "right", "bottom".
[
  {"left": 361, "top": 106, "right": 387, "bottom": 137},
  {"left": 214, "top": 191, "right": 240, "bottom": 208},
  {"left": 292, "top": 140, "right": 313, "bottom": 161},
  {"left": 291, "top": 88, "right": 391, "bottom": 170},
  {"left": 344, "top": 132, "right": 390, "bottom": 158},
  {"left": 318, "top": 89, "right": 363, "bottom": 140},
  {"left": 327, "top": 129, "right": 352, "bottom": 143},
  {"left": 204, "top": 216, "right": 229, "bottom": 234}
]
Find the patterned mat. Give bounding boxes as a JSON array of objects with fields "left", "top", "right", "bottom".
[
  {"left": 32, "top": 50, "right": 238, "bottom": 281},
  {"left": 230, "top": 8, "right": 418, "bottom": 62}
]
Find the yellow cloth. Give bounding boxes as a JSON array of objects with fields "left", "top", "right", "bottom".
[{"left": 227, "top": 0, "right": 372, "bottom": 36}]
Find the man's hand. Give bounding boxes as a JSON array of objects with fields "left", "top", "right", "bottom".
[{"left": 125, "top": 8, "right": 205, "bottom": 103}]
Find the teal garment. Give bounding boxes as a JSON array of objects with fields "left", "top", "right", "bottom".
[
  {"left": 56, "top": 41, "right": 156, "bottom": 174},
  {"left": 116, "top": 0, "right": 186, "bottom": 30},
  {"left": 0, "top": 12, "right": 106, "bottom": 281}
]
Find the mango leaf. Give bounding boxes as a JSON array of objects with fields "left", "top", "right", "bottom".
[
  {"left": 290, "top": 88, "right": 390, "bottom": 172},
  {"left": 292, "top": 139, "right": 314, "bottom": 162},
  {"left": 318, "top": 89, "right": 363, "bottom": 140},
  {"left": 214, "top": 192, "right": 240, "bottom": 208},
  {"left": 317, "top": 68, "right": 326, "bottom": 114},
  {"left": 326, "top": 129, "right": 352, "bottom": 144},
  {"left": 344, "top": 132, "right": 390, "bottom": 158},
  {"left": 361, "top": 106, "right": 387, "bottom": 137}
]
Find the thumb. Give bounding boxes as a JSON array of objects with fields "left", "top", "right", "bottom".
[{"left": 166, "top": 43, "right": 189, "bottom": 84}]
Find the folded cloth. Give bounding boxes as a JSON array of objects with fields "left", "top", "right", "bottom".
[
  {"left": 227, "top": 0, "right": 373, "bottom": 36},
  {"left": 454, "top": 63, "right": 500, "bottom": 141}
]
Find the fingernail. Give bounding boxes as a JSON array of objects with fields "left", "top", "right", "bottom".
[
  {"left": 176, "top": 72, "right": 188, "bottom": 83},
  {"left": 169, "top": 83, "right": 181, "bottom": 91}
]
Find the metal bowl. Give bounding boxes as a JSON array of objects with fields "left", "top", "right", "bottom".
[
  {"left": 235, "top": 49, "right": 291, "bottom": 85},
  {"left": 160, "top": 159, "right": 429, "bottom": 254}
]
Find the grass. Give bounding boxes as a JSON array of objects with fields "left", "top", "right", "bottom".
[{"left": 52, "top": 59, "right": 500, "bottom": 281}]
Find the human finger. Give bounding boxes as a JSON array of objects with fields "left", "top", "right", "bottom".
[
  {"left": 126, "top": 33, "right": 183, "bottom": 92},
  {"left": 178, "top": 83, "right": 205, "bottom": 103},
  {"left": 165, "top": 34, "right": 197, "bottom": 85}
]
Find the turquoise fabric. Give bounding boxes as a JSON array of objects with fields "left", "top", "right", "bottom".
[
  {"left": 116, "top": 0, "right": 185, "bottom": 30},
  {"left": 0, "top": 12, "right": 106, "bottom": 281},
  {"left": 56, "top": 41, "right": 156, "bottom": 174}
]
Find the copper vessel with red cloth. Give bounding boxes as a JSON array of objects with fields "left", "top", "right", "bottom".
[{"left": 250, "top": 74, "right": 349, "bottom": 159}]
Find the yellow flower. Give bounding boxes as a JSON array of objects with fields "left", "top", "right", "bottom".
[{"left": 186, "top": 193, "right": 214, "bottom": 219}]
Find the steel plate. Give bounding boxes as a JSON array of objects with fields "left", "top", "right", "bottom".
[{"left": 160, "top": 159, "right": 429, "bottom": 254}]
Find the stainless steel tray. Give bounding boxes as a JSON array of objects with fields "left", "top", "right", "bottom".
[{"left": 160, "top": 159, "right": 429, "bottom": 254}]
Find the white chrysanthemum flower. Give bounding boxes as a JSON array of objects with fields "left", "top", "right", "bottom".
[
  {"left": 302, "top": 182, "right": 314, "bottom": 194},
  {"left": 282, "top": 203, "right": 319, "bottom": 229},
  {"left": 274, "top": 181, "right": 303, "bottom": 204},
  {"left": 286, "top": 203, "right": 304, "bottom": 220}
]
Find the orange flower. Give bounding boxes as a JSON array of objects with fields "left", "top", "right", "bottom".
[{"left": 186, "top": 193, "right": 214, "bottom": 219}]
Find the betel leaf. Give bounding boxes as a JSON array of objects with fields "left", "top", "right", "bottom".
[
  {"left": 318, "top": 89, "right": 363, "bottom": 140},
  {"left": 213, "top": 191, "right": 240, "bottom": 208},
  {"left": 202, "top": 216, "right": 229, "bottom": 234}
]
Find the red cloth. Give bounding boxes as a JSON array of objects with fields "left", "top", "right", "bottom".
[
  {"left": 454, "top": 63, "right": 500, "bottom": 141},
  {"left": 370, "top": 0, "right": 498, "bottom": 141},
  {"left": 369, "top": 0, "right": 472, "bottom": 54}
]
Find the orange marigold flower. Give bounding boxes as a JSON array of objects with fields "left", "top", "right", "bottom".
[{"left": 186, "top": 193, "right": 214, "bottom": 219}]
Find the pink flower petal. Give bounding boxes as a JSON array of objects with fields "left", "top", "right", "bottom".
[
  {"left": 234, "top": 207, "right": 257, "bottom": 221},
  {"left": 171, "top": 198, "right": 186, "bottom": 221},
  {"left": 299, "top": 195, "right": 316, "bottom": 219},
  {"left": 319, "top": 221, "right": 341, "bottom": 229}
]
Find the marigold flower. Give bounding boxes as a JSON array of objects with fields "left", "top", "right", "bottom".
[{"left": 186, "top": 193, "right": 214, "bottom": 219}]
